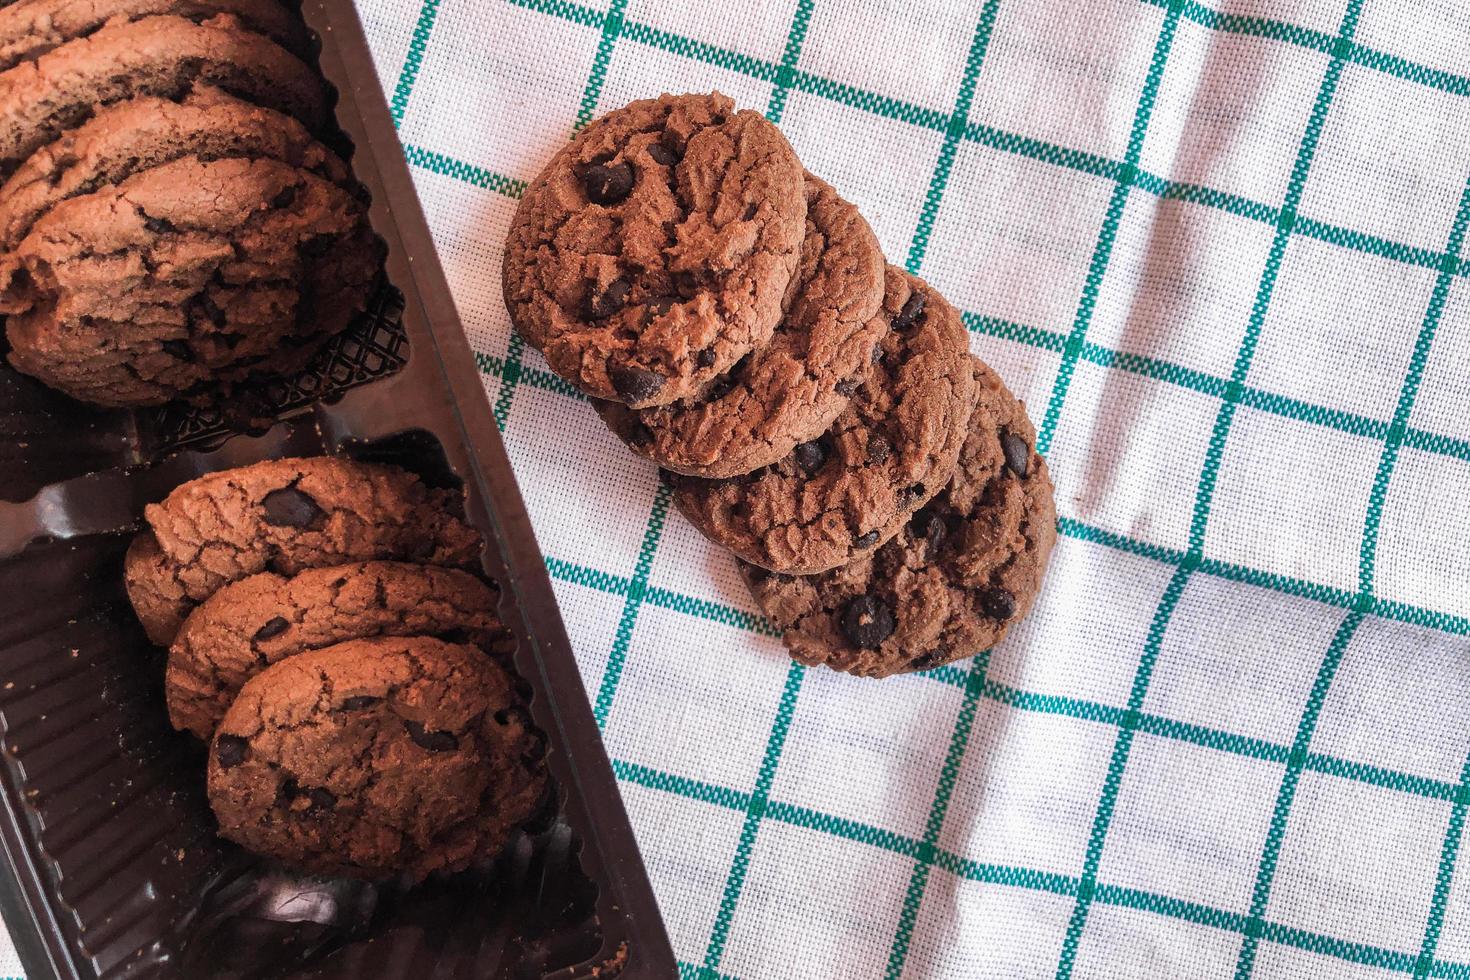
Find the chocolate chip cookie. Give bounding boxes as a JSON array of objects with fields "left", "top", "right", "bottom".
[
  {"left": 503, "top": 91, "right": 806, "bottom": 408},
  {"left": 207, "top": 636, "right": 546, "bottom": 882},
  {"left": 168, "top": 561, "right": 505, "bottom": 740},
  {"left": 125, "top": 457, "right": 482, "bottom": 646},
  {"left": 595, "top": 173, "right": 886, "bottom": 477},
  {"left": 0, "top": 84, "right": 349, "bottom": 252},
  {"left": 0, "top": 155, "right": 378, "bottom": 406},
  {"left": 0, "top": 0, "right": 312, "bottom": 73},
  {"left": 671, "top": 266, "right": 976, "bottom": 574},
  {"left": 743, "top": 357, "right": 1057, "bottom": 677},
  {"left": 0, "top": 13, "right": 325, "bottom": 176}
]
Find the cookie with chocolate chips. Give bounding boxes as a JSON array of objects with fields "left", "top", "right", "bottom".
[
  {"left": 168, "top": 561, "right": 506, "bottom": 740},
  {"left": 670, "top": 266, "right": 976, "bottom": 574},
  {"left": 0, "top": 154, "right": 378, "bottom": 406},
  {"left": 502, "top": 91, "right": 807, "bottom": 408},
  {"left": 742, "top": 357, "right": 1057, "bottom": 677},
  {"left": 0, "top": 13, "right": 326, "bottom": 177},
  {"left": 125, "top": 457, "right": 483, "bottom": 646},
  {"left": 595, "top": 173, "right": 886, "bottom": 477},
  {"left": 206, "top": 636, "right": 546, "bottom": 882},
  {"left": 0, "top": 0, "right": 313, "bottom": 74},
  {"left": 0, "top": 84, "right": 351, "bottom": 253}
]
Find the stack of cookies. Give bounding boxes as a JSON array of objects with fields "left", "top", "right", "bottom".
[
  {"left": 504, "top": 92, "right": 1058, "bottom": 678},
  {"left": 0, "top": 0, "right": 380, "bottom": 407},
  {"left": 124, "top": 456, "right": 546, "bottom": 882}
]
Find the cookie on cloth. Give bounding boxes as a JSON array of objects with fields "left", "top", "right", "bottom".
[
  {"left": 595, "top": 173, "right": 886, "bottom": 477},
  {"left": 670, "top": 267, "right": 976, "bottom": 575},
  {"left": 743, "top": 357, "right": 1056, "bottom": 678},
  {"left": 503, "top": 91, "right": 806, "bottom": 408}
]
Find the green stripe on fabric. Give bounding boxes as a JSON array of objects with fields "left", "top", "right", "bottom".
[
  {"left": 388, "top": 0, "right": 443, "bottom": 125},
  {"left": 609, "top": 754, "right": 1470, "bottom": 976},
  {"left": 963, "top": 312, "right": 1068, "bottom": 352},
  {"left": 621, "top": 20, "right": 781, "bottom": 83},
  {"left": 885, "top": 657, "right": 990, "bottom": 979},
  {"left": 789, "top": 69, "right": 952, "bottom": 130},
  {"left": 905, "top": 0, "right": 1002, "bottom": 274},
  {"left": 1295, "top": 216, "right": 1449, "bottom": 272},
  {"left": 1415, "top": 752, "right": 1470, "bottom": 978},
  {"left": 402, "top": 144, "right": 527, "bottom": 198},
  {"left": 643, "top": 586, "right": 782, "bottom": 637},
  {"left": 1036, "top": 1, "right": 1182, "bottom": 456},
  {"left": 700, "top": 663, "right": 806, "bottom": 978},
  {"left": 1140, "top": 0, "right": 1470, "bottom": 97},
  {"left": 1359, "top": 173, "right": 1470, "bottom": 595},
  {"left": 765, "top": 802, "right": 923, "bottom": 859},
  {"left": 965, "top": 121, "right": 1123, "bottom": 181},
  {"left": 614, "top": 759, "right": 752, "bottom": 811},
  {"left": 1056, "top": 560, "right": 1193, "bottom": 977},
  {"left": 543, "top": 555, "right": 630, "bottom": 596},
  {"left": 573, "top": 0, "right": 628, "bottom": 129},
  {"left": 505, "top": 0, "right": 605, "bottom": 29},
  {"left": 591, "top": 484, "right": 672, "bottom": 728},
  {"left": 1236, "top": 610, "right": 1365, "bottom": 976},
  {"left": 765, "top": 0, "right": 815, "bottom": 123}
]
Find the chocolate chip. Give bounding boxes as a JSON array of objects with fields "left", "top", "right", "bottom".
[
  {"left": 609, "top": 363, "right": 665, "bottom": 403},
  {"left": 840, "top": 594, "right": 894, "bottom": 649},
  {"left": 252, "top": 616, "right": 290, "bottom": 643},
  {"left": 647, "top": 143, "right": 677, "bottom": 166},
  {"left": 143, "top": 214, "right": 176, "bottom": 234},
  {"left": 642, "top": 297, "right": 675, "bottom": 325},
  {"left": 628, "top": 421, "right": 654, "bottom": 447},
  {"left": 908, "top": 650, "right": 946, "bottom": 672},
  {"left": 743, "top": 202, "right": 758, "bottom": 220},
  {"left": 893, "top": 291, "right": 926, "bottom": 330},
  {"left": 910, "top": 508, "right": 946, "bottom": 558},
  {"left": 904, "top": 483, "right": 926, "bottom": 501},
  {"left": 404, "top": 720, "right": 459, "bottom": 752},
  {"left": 835, "top": 377, "right": 861, "bottom": 396},
  {"left": 855, "top": 530, "right": 880, "bottom": 548},
  {"left": 867, "top": 435, "right": 891, "bottom": 464},
  {"left": 583, "top": 161, "right": 634, "bottom": 204},
  {"left": 215, "top": 735, "right": 248, "bottom": 769},
  {"left": 674, "top": 270, "right": 701, "bottom": 297},
  {"left": 583, "top": 278, "right": 630, "bottom": 320},
  {"left": 341, "top": 695, "right": 379, "bottom": 710},
  {"left": 271, "top": 185, "right": 297, "bottom": 209},
  {"left": 1001, "top": 430, "right": 1030, "bottom": 478},
  {"left": 980, "top": 587, "right": 1016, "bottom": 621},
  {"left": 161, "top": 339, "right": 193, "bottom": 362},
  {"left": 793, "top": 439, "right": 827, "bottom": 474},
  {"left": 704, "top": 371, "right": 737, "bottom": 401},
  {"left": 261, "top": 487, "right": 326, "bottom": 529},
  {"left": 200, "top": 292, "right": 227, "bottom": 326},
  {"left": 300, "top": 233, "right": 336, "bottom": 258},
  {"left": 306, "top": 787, "right": 336, "bottom": 811},
  {"left": 696, "top": 346, "right": 716, "bottom": 368}
]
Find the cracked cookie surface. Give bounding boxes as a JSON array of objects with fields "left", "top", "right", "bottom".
[
  {"left": 502, "top": 91, "right": 806, "bottom": 408},
  {"left": 125, "top": 457, "right": 482, "bottom": 646},
  {"left": 169, "top": 561, "right": 505, "bottom": 740},
  {"left": 207, "top": 636, "right": 546, "bottom": 882},
  {"left": 743, "top": 357, "right": 1057, "bottom": 677},
  {"left": 671, "top": 266, "right": 976, "bottom": 574},
  {"left": 0, "top": 154, "right": 378, "bottom": 406},
  {"left": 0, "top": 84, "right": 349, "bottom": 252},
  {"left": 0, "top": 12, "right": 325, "bottom": 177},
  {"left": 0, "top": 0, "right": 312, "bottom": 74},
  {"left": 595, "top": 173, "right": 885, "bottom": 477}
]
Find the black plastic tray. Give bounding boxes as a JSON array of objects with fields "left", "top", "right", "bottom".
[{"left": 0, "top": 0, "right": 675, "bottom": 975}]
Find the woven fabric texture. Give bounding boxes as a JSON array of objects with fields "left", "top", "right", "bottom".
[{"left": 12, "top": 0, "right": 1470, "bottom": 977}]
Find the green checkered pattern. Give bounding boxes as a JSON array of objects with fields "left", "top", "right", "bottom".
[{"left": 356, "top": 0, "right": 1470, "bottom": 975}]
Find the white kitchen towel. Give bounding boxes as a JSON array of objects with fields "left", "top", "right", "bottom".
[
  {"left": 18, "top": 1, "right": 1470, "bottom": 977},
  {"left": 353, "top": 0, "right": 1470, "bottom": 976}
]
